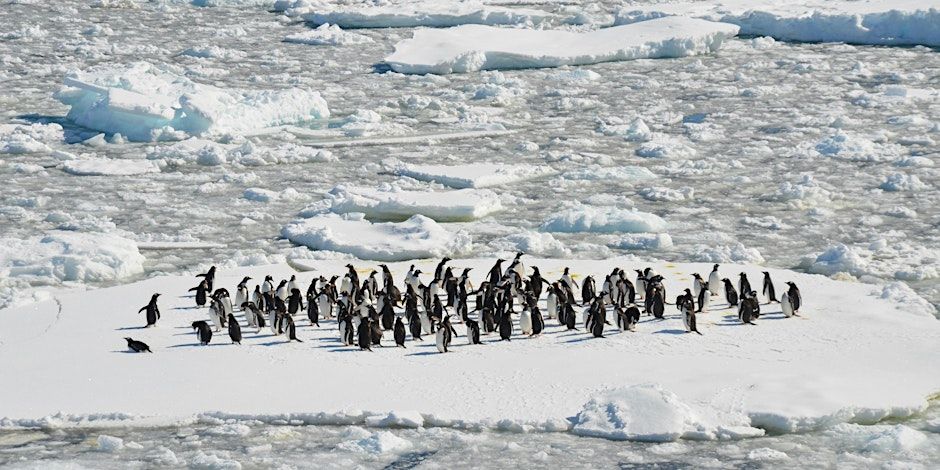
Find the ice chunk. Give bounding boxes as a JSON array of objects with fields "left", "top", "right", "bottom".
[
  {"left": 805, "top": 243, "right": 870, "bottom": 277},
  {"left": 615, "top": 0, "right": 940, "bottom": 46},
  {"left": 691, "top": 243, "right": 765, "bottom": 264},
  {"left": 327, "top": 185, "right": 502, "bottom": 222},
  {"left": 0, "top": 231, "right": 145, "bottom": 287},
  {"left": 339, "top": 430, "right": 412, "bottom": 454},
  {"left": 281, "top": 213, "right": 472, "bottom": 261},
  {"left": 55, "top": 62, "right": 329, "bottom": 142},
  {"left": 572, "top": 384, "right": 762, "bottom": 441},
  {"left": 561, "top": 166, "right": 656, "bottom": 181},
  {"left": 60, "top": 158, "right": 159, "bottom": 176},
  {"left": 611, "top": 233, "right": 673, "bottom": 251},
  {"left": 391, "top": 162, "right": 555, "bottom": 188},
  {"left": 879, "top": 173, "right": 927, "bottom": 192},
  {"left": 283, "top": 23, "right": 373, "bottom": 46},
  {"left": 303, "top": 1, "right": 553, "bottom": 29},
  {"left": 0, "top": 122, "right": 64, "bottom": 154},
  {"left": 384, "top": 17, "right": 739, "bottom": 74},
  {"left": 541, "top": 204, "right": 667, "bottom": 234},
  {"left": 96, "top": 434, "right": 124, "bottom": 452},
  {"left": 489, "top": 231, "right": 572, "bottom": 258}
]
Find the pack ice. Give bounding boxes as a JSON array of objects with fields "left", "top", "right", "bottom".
[
  {"left": 390, "top": 162, "right": 556, "bottom": 189},
  {"left": 299, "top": 0, "right": 553, "bottom": 29},
  {"left": 383, "top": 16, "right": 740, "bottom": 74},
  {"left": 616, "top": 0, "right": 940, "bottom": 46},
  {"left": 327, "top": 185, "right": 503, "bottom": 222},
  {"left": 55, "top": 62, "right": 330, "bottom": 142}
]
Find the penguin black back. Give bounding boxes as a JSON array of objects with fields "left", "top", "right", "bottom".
[
  {"left": 394, "top": 317, "right": 406, "bottom": 347},
  {"left": 125, "top": 337, "right": 152, "bottom": 353}
]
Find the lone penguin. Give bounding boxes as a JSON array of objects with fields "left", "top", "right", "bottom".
[
  {"left": 192, "top": 321, "right": 212, "bottom": 345},
  {"left": 139, "top": 294, "right": 161, "bottom": 328},
  {"left": 124, "top": 337, "right": 151, "bottom": 353}
]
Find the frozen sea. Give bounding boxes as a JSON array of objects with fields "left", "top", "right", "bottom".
[{"left": 1, "top": 0, "right": 938, "bottom": 467}]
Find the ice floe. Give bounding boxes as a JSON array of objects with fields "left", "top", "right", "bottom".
[
  {"left": 55, "top": 62, "right": 329, "bottom": 141},
  {"left": 615, "top": 0, "right": 940, "bottom": 46},
  {"left": 60, "top": 158, "right": 160, "bottom": 176},
  {"left": 390, "top": 161, "right": 555, "bottom": 189},
  {"left": 384, "top": 17, "right": 739, "bottom": 74},
  {"left": 0, "top": 122, "right": 64, "bottom": 154},
  {"left": 327, "top": 184, "right": 503, "bottom": 222},
  {"left": 283, "top": 23, "right": 373, "bottom": 46},
  {"left": 299, "top": 1, "right": 553, "bottom": 29},
  {"left": 541, "top": 204, "right": 668, "bottom": 234},
  {"left": 281, "top": 213, "right": 472, "bottom": 261}
]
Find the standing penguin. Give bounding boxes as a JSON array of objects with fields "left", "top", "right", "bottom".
[
  {"left": 436, "top": 315, "right": 456, "bottom": 353},
  {"left": 498, "top": 310, "right": 513, "bottom": 341},
  {"left": 408, "top": 310, "right": 423, "bottom": 341},
  {"left": 227, "top": 314, "right": 242, "bottom": 345},
  {"left": 708, "top": 264, "right": 721, "bottom": 296},
  {"left": 681, "top": 298, "right": 703, "bottom": 335},
  {"left": 207, "top": 299, "right": 224, "bottom": 332},
  {"left": 738, "top": 273, "right": 752, "bottom": 298},
  {"left": 651, "top": 288, "right": 665, "bottom": 320},
  {"left": 624, "top": 305, "right": 641, "bottom": 332},
  {"left": 740, "top": 299, "right": 757, "bottom": 324},
  {"left": 235, "top": 277, "right": 251, "bottom": 308},
  {"left": 785, "top": 282, "right": 802, "bottom": 313},
  {"left": 692, "top": 273, "right": 706, "bottom": 299},
  {"left": 188, "top": 281, "right": 208, "bottom": 308},
  {"left": 196, "top": 266, "right": 216, "bottom": 293},
  {"left": 358, "top": 317, "right": 372, "bottom": 351},
  {"left": 591, "top": 304, "right": 605, "bottom": 338},
  {"left": 722, "top": 278, "right": 738, "bottom": 306},
  {"left": 394, "top": 317, "right": 406, "bottom": 347},
  {"left": 340, "top": 316, "right": 355, "bottom": 346},
  {"left": 520, "top": 305, "right": 533, "bottom": 335},
  {"left": 192, "top": 321, "right": 212, "bottom": 345},
  {"left": 696, "top": 283, "right": 710, "bottom": 313},
  {"left": 530, "top": 304, "right": 544, "bottom": 337},
  {"left": 139, "top": 294, "right": 161, "bottom": 328},
  {"left": 287, "top": 288, "right": 304, "bottom": 315},
  {"left": 466, "top": 318, "right": 482, "bottom": 344},
  {"left": 762, "top": 272, "right": 777, "bottom": 302}
]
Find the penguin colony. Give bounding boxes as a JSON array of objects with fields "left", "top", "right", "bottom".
[{"left": 124, "top": 256, "right": 804, "bottom": 353}]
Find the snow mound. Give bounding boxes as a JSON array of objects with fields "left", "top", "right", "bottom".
[
  {"left": 281, "top": 213, "right": 472, "bottom": 261},
  {"left": 302, "top": 1, "right": 552, "bottom": 29},
  {"left": 283, "top": 23, "right": 373, "bottom": 46},
  {"left": 490, "top": 231, "right": 572, "bottom": 258},
  {"left": 391, "top": 161, "right": 555, "bottom": 188},
  {"left": 541, "top": 204, "right": 667, "bottom": 234},
  {"left": 384, "top": 17, "right": 739, "bottom": 74},
  {"left": 615, "top": 0, "right": 940, "bottom": 46},
  {"left": 60, "top": 158, "right": 159, "bottom": 176},
  {"left": 339, "top": 430, "right": 412, "bottom": 454},
  {"left": 572, "top": 384, "right": 763, "bottom": 442},
  {"left": 55, "top": 62, "right": 329, "bottom": 142},
  {"left": 327, "top": 185, "right": 502, "bottom": 222},
  {"left": 692, "top": 243, "right": 765, "bottom": 264},
  {"left": 611, "top": 233, "right": 673, "bottom": 251}
]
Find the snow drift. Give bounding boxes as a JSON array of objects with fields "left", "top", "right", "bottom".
[
  {"left": 384, "top": 16, "right": 740, "bottom": 74},
  {"left": 615, "top": 0, "right": 940, "bottom": 47},
  {"left": 55, "top": 62, "right": 330, "bottom": 141}
]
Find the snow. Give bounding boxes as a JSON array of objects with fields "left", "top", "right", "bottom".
[
  {"left": 390, "top": 161, "right": 555, "bottom": 189},
  {"left": 326, "top": 184, "right": 503, "bottom": 221},
  {"left": 300, "top": 1, "right": 553, "bottom": 29},
  {"left": 60, "top": 158, "right": 160, "bottom": 176},
  {"left": 615, "top": 0, "right": 940, "bottom": 47},
  {"left": 384, "top": 17, "right": 740, "bottom": 74},
  {"left": 541, "top": 204, "right": 668, "bottom": 234},
  {"left": 283, "top": 24, "right": 373, "bottom": 46},
  {"left": 0, "top": 258, "right": 937, "bottom": 440},
  {"left": 280, "top": 213, "right": 472, "bottom": 261},
  {"left": 571, "top": 384, "right": 762, "bottom": 442},
  {"left": 55, "top": 62, "right": 329, "bottom": 141}
]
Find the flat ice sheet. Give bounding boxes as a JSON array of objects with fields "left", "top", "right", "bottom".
[
  {"left": 384, "top": 16, "right": 740, "bottom": 74},
  {"left": 301, "top": 1, "right": 553, "bottom": 29},
  {"left": 1, "top": 259, "right": 937, "bottom": 438},
  {"left": 392, "top": 162, "right": 556, "bottom": 188},
  {"left": 328, "top": 185, "right": 503, "bottom": 221},
  {"left": 616, "top": 0, "right": 940, "bottom": 46}
]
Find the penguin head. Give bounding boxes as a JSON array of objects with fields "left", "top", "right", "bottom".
[
  {"left": 124, "top": 337, "right": 133, "bottom": 343},
  {"left": 515, "top": 252, "right": 523, "bottom": 259},
  {"left": 713, "top": 264, "right": 719, "bottom": 270},
  {"left": 740, "top": 272, "right": 747, "bottom": 278}
]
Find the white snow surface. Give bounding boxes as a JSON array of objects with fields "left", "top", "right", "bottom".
[
  {"left": 0, "top": 259, "right": 937, "bottom": 440},
  {"left": 384, "top": 16, "right": 740, "bottom": 74},
  {"left": 300, "top": 1, "right": 554, "bottom": 29},
  {"left": 390, "top": 161, "right": 555, "bottom": 189},
  {"left": 55, "top": 62, "right": 329, "bottom": 141},
  {"left": 280, "top": 213, "right": 472, "bottom": 261},
  {"left": 327, "top": 184, "right": 503, "bottom": 221},
  {"left": 616, "top": 0, "right": 940, "bottom": 46}
]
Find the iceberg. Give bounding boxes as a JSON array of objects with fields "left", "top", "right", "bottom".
[{"left": 384, "top": 17, "right": 739, "bottom": 74}]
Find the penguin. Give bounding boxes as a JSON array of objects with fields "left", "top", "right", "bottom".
[
  {"left": 564, "top": 302, "right": 577, "bottom": 330},
  {"left": 394, "top": 317, "right": 406, "bottom": 348},
  {"left": 591, "top": 304, "right": 605, "bottom": 338},
  {"left": 481, "top": 306, "right": 496, "bottom": 334},
  {"left": 235, "top": 276, "right": 251, "bottom": 308},
  {"left": 722, "top": 278, "right": 738, "bottom": 307},
  {"left": 188, "top": 280, "right": 208, "bottom": 307},
  {"left": 681, "top": 298, "right": 703, "bottom": 335},
  {"left": 624, "top": 305, "right": 641, "bottom": 331},
  {"left": 252, "top": 285, "right": 264, "bottom": 312},
  {"left": 635, "top": 269, "right": 647, "bottom": 300},
  {"left": 487, "top": 259, "right": 505, "bottom": 286},
  {"left": 530, "top": 304, "right": 544, "bottom": 337},
  {"left": 740, "top": 299, "right": 757, "bottom": 324},
  {"left": 380, "top": 295, "right": 395, "bottom": 330},
  {"left": 227, "top": 313, "right": 242, "bottom": 345},
  {"left": 529, "top": 266, "right": 549, "bottom": 301},
  {"left": 370, "top": 313, "right": 383, "bottom": 347},
  {"left": 785, "top": 282, "right": 802, "bottom": 313},
  {"left": 696, "top": 283, "right": 710, "bottom": 313},
  {"left": 546, "top": 285, "right": 558, "bottom": 320},
  {"left": 307, "top": 295, "right": 320, "bottom": 327},
  {"left": 741, "top": 291, "right": 761, "bottom": 319},
  {"left": 692, "top": 273, "right": 705, "bottom": 299},
  {"left": 192, "top": 321, "right": 212, "bottom": 345},
  {"left": 466, "top": 318, "right": 482, "bottom": 344},
  {"left": 358, "top": 317, "right": 372, "bottom": 351},
  {"left": 275, "top": 280, "right": 289, "bottom": 302},
  {"left": 739, "top": 273, "right": 752, "bottom": 298},
  {"left": 262, "top": 275, "right": 274, "bottom": 295},
  {"left": 780, "top": 290, "right": 796, "bottom": 318},
  {"left": 436, "top": 315, "right": 456, "bottom": 353},
  {"left": 520, "top": 305, "right": 533, "bottom": 335},
  {"left": 287, "top": 275, "right": 298, "bottom": 294},
  {"left": 651, "top": 288, "right": 665, "bottom": 319},
  {"left": 498, "top": 310, "right": 513, "bottom": 341},
  {"left": 435, "top": 257, "right": 451, "bottom": 282},
  {"left": 340, "top": 316, "right": 355, "bottom": 346},
  {"left": 287, "top": 288, "right": 304, "bottom": 315},
  {"left": 208, "top": 299, "right": 224, "bottom": 332},
  {"left": 317, "top": 284, "right": 334, "bottom": 320},
  {"left": 214, "top": 289, "right": 234, "bottom": 319},
  {"left": 241, "top": 302, "right": 263, "bottom": 331},
  {"left": 408, "top": 310, "right": 423, "bottom": 341},
  {"left": 138, "top": 293, "right": 161, "bottom": 328},
  {"left": 762, "top": 272, "right": 777, "bottom": 302},
  {"left": 561, "top": 267, "right": 579, "bottom": 302},
  {"left": 196, "top": 266, "right": 216, "bottom": 293},
  {"left": 124, "top": 337, "right": 151, "bottom": 353},
  {"left": 581, "top": 276, "right": 596, "bottom": 306},
  {"left": 284, "top": 315, "right": 302, "bottom": 342}
]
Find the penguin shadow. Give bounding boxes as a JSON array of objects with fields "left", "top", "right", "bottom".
[
  {"left": 110, "top": 350, "right": 143, "bottom": 354},
  {"left": 167, "top": 342, "right": 229, "bottom": 348},
  {"left": 115, "top": 326, "right": 148, "bottom": 331},
  {"left": 173, "top": 306, "right": 201, "bottom": 311},
  {"left": 563, "top": 335, "right": 600, "bottom": 344},
  {"left": 405, "top": 350, "right": 443, "bottom": 357},
  {"left": 652, "top": 329, "right": 689, "bottom": 335}
]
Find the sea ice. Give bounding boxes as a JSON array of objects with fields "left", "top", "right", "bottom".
[
  {"left": 283, "top": 23, "right": 373, "bottom": 46},
  {"left": 327, "top": 184, "right": 503, "bottom": 221},
  {"left": 541, "top": 204, "right": 668, "bottom": 234},
  {"left": 301, "top": 1, "right": 553, "bottom": 29},
  {"left": 390, "top": 161, "right": 555, "bottom": 189}
]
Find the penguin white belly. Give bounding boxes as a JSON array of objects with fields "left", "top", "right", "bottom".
[
  {"left": 339, "top": 322, "right": 348, "bottom": 345},
  {"left": 693, "top": 282, "right": 702, "bottom": 299},
  {"left": 636, "top": 280, "right": 646, "bottom": 299},
  {"left": 435, "top": 329, "right": 446, "bottom": 353},
  {"left": 209, "top": 307, "right": 222, "bottom": 332},
  {"left": 420, "top": 313, "right": 431, "bottom": 334},
  {"left": 269, "top": 311, "right": 278, "bottom": 335},
  {"left": 222, "top": 297, "right": 233, "bottom": 315},
  {"left": 781, "top": 292, "right": 793, "bottom": 318},
  {"left": 700, "top": 294, "right": 709, "bottom": 312},
  {"left": 546, "top": 294, "right": 557, "bottom": 319},
  {"left": 708, "top": 273, "right": 721, "bottom": 295},
  {"left": 520, "top": 310, "right": 532, "bottom": 335},
  {"left": 682, "top": 310, "right": 691, "bottom": 332},
  {"left": 247, "top": 309, "right": 257, "bottom": 328},
  {"left": 235, "top": 289, "right": 246, "bottom": 309},
  {"left": 318, "top": 296, "right": 331, "bottom": 319}
]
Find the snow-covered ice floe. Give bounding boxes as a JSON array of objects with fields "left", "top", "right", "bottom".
[
  {"left": 60, "top": 158, "right": 160, "bottom": 176},
  {"left": 55, "top": 62, "right": 329, "bottom": 142},
  {"left": 283, "top": 23, "right": 373, "bottom": 46},
  {"left": 327, "top": 185, "right": 503, "bottom": 222},
  {"left": 383, "top": 16, "right": 739, "bottom": 74},
  {"left": 0, "top": 259, "right": 937, "bottom": 440},
  {"left": 541, "top": 204, "right": 668, "bottom": 234},
  {"left": 389, "top": 161, "right": 556, "bottom": 189},
  {"left": 299, "top": 1, "right": 553, "bottom": 29},
  {"left": 616, "top": 0, "right": 940, "bottom": 47},
  {"left": 280, "top": 213, "right": 472, "bottom": 261}
]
